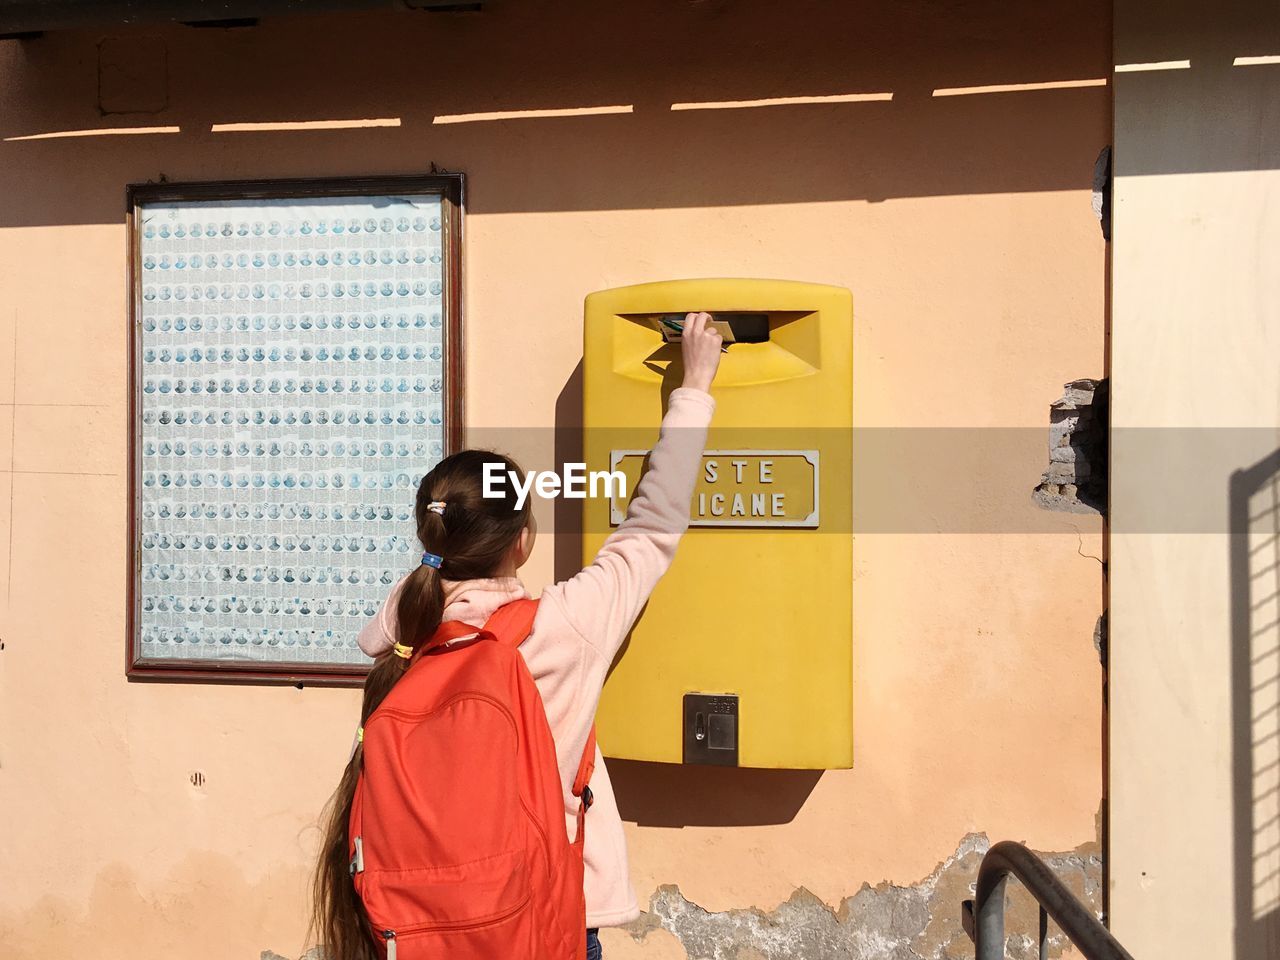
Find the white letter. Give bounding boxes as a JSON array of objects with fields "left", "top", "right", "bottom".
[
  {"left": 697, "top": 493, "right": 707, "bottom": 516},
  {"left": 483, "top": 461, "right": 504, "bottom": 498},
  {"left": 704, "top": 459, "right": 719, "bottom": 483},
  {"left": 535, "top": 471, "right": 561, "bottom": 499},
  {"left": 710, "top": 493, "right": 726, "bottom": 516},
  {"left": 591, "top": 470, "right": 629, "bottom": 500},
  {"left": 731, "top": 459, "right": 747, "bottom": 483},
  {"left": 509, "top": 469, "right": 535, "bottom": 510},
  {"left": 731, "top": 493, "right": 746, "bottom": 516},
  {"left": 759, "top": 460, "right": 773, "bottom": 483},
  {"left": 751, "top": 493, "right": 766, "bottom": 516},
  {"left": 563, "top": 463, "right": 586, "bottom": 498},
  {"left": 772, "top": 493, "right": 786, "bottom": 516}
]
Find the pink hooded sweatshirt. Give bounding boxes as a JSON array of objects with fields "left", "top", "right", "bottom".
[{"left": 357, "top": 386, "right": 715, "bottom": 928}]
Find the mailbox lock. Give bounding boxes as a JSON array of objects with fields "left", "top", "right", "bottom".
[{"left": 683, "top": 693, "right": 739, "bottom": 766}]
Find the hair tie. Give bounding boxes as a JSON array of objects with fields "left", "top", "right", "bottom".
[
  {"left": 421, "top": 551, "right": 443, "bottom": 569},
  {"left": 392, "top": 642, "right": 414, "bottom": 660},
  {"left": 427, "top": 501, "right": 446, "bottom": 515}
]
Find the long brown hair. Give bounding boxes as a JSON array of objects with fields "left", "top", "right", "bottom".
[{"left": 311, "top": 450, "right": 531, "bottom": 960}]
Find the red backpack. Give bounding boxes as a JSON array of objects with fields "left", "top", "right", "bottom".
[{"left": 349, "top": 600, "right": 595, "bottom": 960}]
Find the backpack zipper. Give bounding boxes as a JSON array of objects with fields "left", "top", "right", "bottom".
[{"left": 377, "top": 892, "right": 531, "bottom": 941}]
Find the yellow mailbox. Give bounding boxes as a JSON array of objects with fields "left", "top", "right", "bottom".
[{"left": 583, "top": 278, "right": 852, "bottom": 769}]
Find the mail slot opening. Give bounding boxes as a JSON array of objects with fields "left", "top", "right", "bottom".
[{"left": 650, "top": 312, "right": 772, "bottom": 344}]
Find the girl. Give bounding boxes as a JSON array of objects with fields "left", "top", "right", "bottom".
[{"left": 314, "top": 312, "right": 722, "bottom": 959}]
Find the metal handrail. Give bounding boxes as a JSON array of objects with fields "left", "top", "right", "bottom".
[{"left": 960, "top": 841, "right": 1135, "bottom": 960}]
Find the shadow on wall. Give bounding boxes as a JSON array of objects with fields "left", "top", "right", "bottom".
[
  {"left": 1113, "top": 1, "right": 1280, "bottom": 180},
  {"left": 0, "top": 0, "right": 1114, "bottom": 228},
  {"left": 553, "top": 360, "right": 584, "bottom": 585},
  {"left": 607, "top": 760, "right": 821, "bottom": 827},
  {"left": 1230, "top": 451, "right": 1280, "bottom": 960}
]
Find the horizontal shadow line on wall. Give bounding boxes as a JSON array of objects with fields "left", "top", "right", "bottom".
[{"left": 607, "top": 758, "right": 823, "bottom": 827}]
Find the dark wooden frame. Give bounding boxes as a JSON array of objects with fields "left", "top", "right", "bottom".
[{"left": 126, "top": 174, "right": 465, "bottom": 685}]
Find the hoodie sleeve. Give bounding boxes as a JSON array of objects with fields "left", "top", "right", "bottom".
[{"left": 541, "top": 386, "right": 714, "bottom": 661}]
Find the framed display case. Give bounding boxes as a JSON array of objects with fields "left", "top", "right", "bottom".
[{"left": 126, "top": 175, "right": 464, "bottom": 684}]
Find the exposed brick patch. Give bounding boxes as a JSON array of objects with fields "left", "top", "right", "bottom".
[{"left": 1034, "top": 379, "right": 1108, "bottom": 514}]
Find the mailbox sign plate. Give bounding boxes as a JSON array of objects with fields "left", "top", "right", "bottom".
[{"left": 609, "top": 449, "right": 820, "bottom": 528}]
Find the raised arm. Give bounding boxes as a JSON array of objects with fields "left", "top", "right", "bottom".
[{"left": 546, "top": 312, "right": 722, "bottom": 658}]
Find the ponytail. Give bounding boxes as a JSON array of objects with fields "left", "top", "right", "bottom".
[
  {"left": 312, "top": 450, "right": 530, "bottom": 959},
  {"left": 392, "top": 551, "right": 447, "bottom": 671}
]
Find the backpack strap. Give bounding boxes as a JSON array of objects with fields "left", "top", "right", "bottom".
[
  {"left": 418, "top": 599, "right": 538, "bottom": 655},
  {"left": 574, "top": 726, "right": 597, "bottom": 806},
  {"left": 464, "top": 600, "right": 598, "bottom": 828},
  {"left": 419, "top": 619, "right": 482, "bottom": 654},
  {"left": 571, "top": 726, "right": 597, "bottom": 845},
  {"left": 481, "top": 598, "right": 540, "bottom": 648}
]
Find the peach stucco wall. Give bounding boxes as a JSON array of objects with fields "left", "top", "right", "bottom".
[
  {"left": 0, "top": 2, "right": 1109, "bottom": 957},
  {"left": 1111, "top": 2, "right": 1280, "bottom": 958}
]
